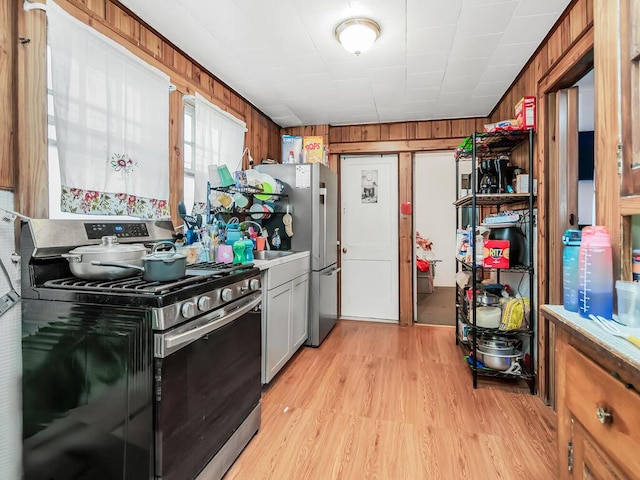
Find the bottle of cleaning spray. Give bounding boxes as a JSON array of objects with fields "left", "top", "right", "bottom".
[{"left": 271, "top": 228, "right": 281, "bottom": 250}]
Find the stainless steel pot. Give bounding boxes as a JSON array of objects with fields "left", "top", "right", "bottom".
[
  {"left": 62, "top": 236, "right": 147, "bottom": 280},
  {"left": 476, "top": 349, "right": 522, "bottom": 371},
  {"left": 476, "top": 335, "right": 521, "bottom": 355},
  {"left": 92, "top": 242, "right": 187, "bottom": 282}
]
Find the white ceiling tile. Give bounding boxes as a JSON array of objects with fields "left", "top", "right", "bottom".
[
  {"left": 474, "top": 81, "right": 512, "bottom": 97},
  {"left": 444, "top": 58, "right": 489, "bottom": 78},
  {"left": 407, "top": 0, "right": 463, "bottom": 29},
  {"left": 488, "top": 42, "right": 538, "bottom": 65},
  {"left": 406, "top": 72, "right": 444, "bottom": 89},
  {"left": 407, "top": 26, "right": 456, "bottom": 56},
  {"left": 406, "top": 54, "right": 448, "bottom": 74},
  {"left": 457, "top": 3, "right": 518, "bottom": 36},
  {"left": 500, "top": 14, "right": 559, "bottom": 44},
  {"left": 120, "top": 0, "right": 570, "bottom": 126},
  {"left": 514, "top": 0, "right": 572, "bottom": 17},
  {"left": 449, "top": 34, "right": 502, "bottom": 61}
]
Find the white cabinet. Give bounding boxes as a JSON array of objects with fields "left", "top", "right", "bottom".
[{"left": 261, "top": 254, "right": 310, "bottom": 384}]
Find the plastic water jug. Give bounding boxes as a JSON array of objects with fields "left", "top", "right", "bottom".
[
  {"left": 562, "top": 229, "right": 581, "bottom": 312},
  {"left": 578, "top": 226, "right": 613, "bottom": 319}
]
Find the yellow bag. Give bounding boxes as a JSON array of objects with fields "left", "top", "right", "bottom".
[{"left": 500, "top": 297, "right": 530, "bottom": 331}]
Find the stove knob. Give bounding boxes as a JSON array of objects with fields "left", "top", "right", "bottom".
[
  {"left": 197, "top": 296, "right": 212, "bottom": 311},
  {"left": 250, "top": 279, "right": 261, "bottom": 291},
  {"left": 221, "top": 288, "right": 234, "bottom": 302},
  {"left": 181, "top": 301, "right": 196, "bottom": 319}
]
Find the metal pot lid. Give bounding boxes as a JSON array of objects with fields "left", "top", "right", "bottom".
[{"left": 69, "top": 236, "right": 147, "bottom": 255}]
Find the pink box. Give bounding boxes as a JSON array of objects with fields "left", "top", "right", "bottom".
[{"left": 483, "top": 240, "right": 510, "bottom": 268}]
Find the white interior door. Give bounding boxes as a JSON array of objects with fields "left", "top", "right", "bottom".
[
  {"left": 341, "top": 154, "right": 398, "bottom": 323},
  {"left": 414, "top": 152, "right": 457, "bottom": 287}
]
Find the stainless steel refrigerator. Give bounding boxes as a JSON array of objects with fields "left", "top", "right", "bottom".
[{"left": 255, "top": 163, "right": 338, "bottom": 346}]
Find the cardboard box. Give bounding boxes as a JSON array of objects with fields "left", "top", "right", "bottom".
[
  {"left": 483, "top": 240, "right": 510, "bottom": 268},
  {"left": 515, "top": 174, "right": 538, "bottom": 195},
  {"left": 282, "top": 135, "right": 303, "bottom": 164},
  {"left": 303, "top": 136, "right": 324, "bottom": 164},
  {"left": 515, "top": 96, "right": 536, "bottom": 131}
]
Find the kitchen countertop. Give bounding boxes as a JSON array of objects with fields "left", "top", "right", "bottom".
[
  {"left": 541, "top": 305, "right": 640, "bottom": 372},
  {"left": 251, "top": 250, "right": 310, "bottom": 271}
]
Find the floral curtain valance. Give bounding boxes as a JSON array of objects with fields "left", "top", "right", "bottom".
[{"left": 48, "top": 1, "right": 170, "bottom": 218}]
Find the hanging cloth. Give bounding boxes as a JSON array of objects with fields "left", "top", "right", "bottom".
[{"left": 48, "top": 0, "right": 170, "bottom": 217}]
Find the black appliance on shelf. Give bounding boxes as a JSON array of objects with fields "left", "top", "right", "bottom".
[{"left": 21, "top": 219, "right": 262, "bottom": 480}]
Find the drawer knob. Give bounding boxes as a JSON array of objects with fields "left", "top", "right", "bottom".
[{"left": 596, "top": 406, "right": 612, "bottom": 424}]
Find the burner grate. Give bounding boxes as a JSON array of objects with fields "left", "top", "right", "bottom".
[
  {"left": 185, "top": 262, "right": 252, "bottom": 274},
  {"left": 43, "top": 275, "right": 211, "bottom": 294}
]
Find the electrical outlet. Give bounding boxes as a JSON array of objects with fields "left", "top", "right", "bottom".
[{"left": 0, "top": 290, "right": 19, "bottom": 317}]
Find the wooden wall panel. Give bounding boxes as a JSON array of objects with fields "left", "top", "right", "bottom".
[
  {"left": 594, "top": 0, "right": 621, "bottom": 279},
  {"left": 168, "top": 91, "right": 184, "bottom": 228},
  {"left": 0, "top": 0, "right": 16, "bottom": 190},
  {"left": 16, "top": 1, "right": 48, "bottom": 217},
  {"left": 398, "top": 152, "right": 413, "bottom": 326}
]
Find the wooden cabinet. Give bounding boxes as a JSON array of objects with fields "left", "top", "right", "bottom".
[
  {"left": 546, "top": 306, "right": 640, "bottom": 480},
  {"left": 621, "top": 0, "right": 640, "bottom": 197},
  {"left": 261, "top": 254, "right": 310, "bottom": 384}
]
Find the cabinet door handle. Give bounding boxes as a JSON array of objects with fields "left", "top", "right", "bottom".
[{"left": 596, "top": 406, "right": 612, "bottom": 424}]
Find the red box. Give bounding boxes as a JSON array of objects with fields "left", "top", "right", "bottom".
[
  {"left": 483, "top": 240, "right": 510, "bottom": 268},
  {"left": 515, "top": 96, "right": 536, "bottom": 131}
]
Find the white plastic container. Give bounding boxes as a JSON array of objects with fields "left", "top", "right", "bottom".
[{"left": 616, "top": 280, "right": 640, "bottom": 327}]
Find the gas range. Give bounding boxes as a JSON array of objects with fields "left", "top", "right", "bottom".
[{"left": 20, "top": 219, "right": 261, "bottom": 330}]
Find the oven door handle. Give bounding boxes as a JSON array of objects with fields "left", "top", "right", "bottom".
[{"left": 157, "top": 292, "right": 262, "bottom": 358}]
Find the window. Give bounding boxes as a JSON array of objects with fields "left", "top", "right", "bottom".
[{"left": 183, "top": 102, "right": 196, "bottom": 213}]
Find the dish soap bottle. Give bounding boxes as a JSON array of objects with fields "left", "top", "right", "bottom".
[
  {"left": 271, "top": 228, "right": 281, "bottom": 250},
  {"left": 243, "top": 233, "right": 254, "bottom": 264},
  {"left": 232, "top": 238, "right": 245, "bottom": 264}
]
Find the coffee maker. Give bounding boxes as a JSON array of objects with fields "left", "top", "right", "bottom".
[{"left": 478, "top": 155, "right": 513, "bottom": 194}]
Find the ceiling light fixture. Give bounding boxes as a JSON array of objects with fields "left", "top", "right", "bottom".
[{"left": 335, "top": 18, "right": 380, "bottom": 56}]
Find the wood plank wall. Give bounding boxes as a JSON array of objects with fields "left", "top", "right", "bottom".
[
  {"left": 10, "top": 0, "right": 282, "bottom": 221},
  {"left": 488, "top": 0, "right": 594, "bottom": 404},
  {"left": 0, "top": 0, "right": 16, "bottom": 191}
]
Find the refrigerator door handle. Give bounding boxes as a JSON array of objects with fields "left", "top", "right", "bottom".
[
  {"left": 325, "top": 267, "right": 341, "bottom": 276},
  {"left": 319, "top": 188, "right": 327, "bottom": 268}
]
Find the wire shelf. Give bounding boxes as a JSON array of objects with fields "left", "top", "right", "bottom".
[{"left": 455, "top": 129, "right": 531, "bottom": 161}]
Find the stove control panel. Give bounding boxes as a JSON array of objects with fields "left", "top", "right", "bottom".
[
  {"left": 197, "top": 296, "right": 212, "bottom": 311},
  {"left": 85, "top": 222, "right": 150, "bottom": 240},
  {"left": 249, "top": 279, "right": 261, "bottom": 291},
  {"left": 221, "top": 288, "right": 234, "bottom": 302}
]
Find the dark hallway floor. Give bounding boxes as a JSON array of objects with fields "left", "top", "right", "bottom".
[{"left": 416, "top": 286, "right": 456, "bottom": 325}]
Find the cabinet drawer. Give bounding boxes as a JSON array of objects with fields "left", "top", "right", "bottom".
[
  {"left": 266, "top": 256, "right": 310, "bottom": 290},
  {"left": 565, "top": 345, "right": 640, "bottom": 476}
]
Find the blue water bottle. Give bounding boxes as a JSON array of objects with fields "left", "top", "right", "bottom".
[
  {"left": 243, "top": 234, "right": 254, "bottom": 264},
  {"left": 562, "top": 229, "right": 581, "bottom": 312}
]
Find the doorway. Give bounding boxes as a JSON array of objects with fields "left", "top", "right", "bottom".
[
  {"left": 413, "top": 152, "right": 456, "bottom": 325},
  {"left": 340, "top": 154, "right": 399, "bottom": 323}
]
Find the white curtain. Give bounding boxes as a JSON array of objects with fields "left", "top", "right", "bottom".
[
  {"left": 193, "top": 93, "right": 246, "bottom": 212},
  {"left": 48, "top": 1, "right": 170, "bottom": 218}
]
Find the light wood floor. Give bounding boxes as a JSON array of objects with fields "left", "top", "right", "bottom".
[{"left": 221, "top": 320, "right": 557, "bottom": 480}]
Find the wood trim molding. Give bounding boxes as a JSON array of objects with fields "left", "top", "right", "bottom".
[
  {"left": 620, "top": 195, "right": 640, "bottom": 215},
  {"left": 330, "top": 138, "right": 465, "bottom": 154},
  {"left": 539, "top": 26, "right": 594, "bottom": 94},
  {"left": 168, "top": 90, "right": 184, "bottom": 228},
  {"left": 398, "top": 152, "right": 413, "bottom": 326}
]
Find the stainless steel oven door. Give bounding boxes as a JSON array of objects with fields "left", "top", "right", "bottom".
[{"left": 153, "top": 291, "right": 262, "bottom": 480}]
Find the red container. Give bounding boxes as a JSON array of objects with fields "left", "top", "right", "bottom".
[
  {"left": 483, "top": 240, "right": 510, "bottom": 268},
  {"left": 515, "top": 96, "right": 536, "bottom": 131}
]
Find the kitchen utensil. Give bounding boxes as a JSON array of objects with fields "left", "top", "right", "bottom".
[
  {"left": 476, "top": 334, "right": 520, "bottom": 352},
  {"left": 478, "top": 291, "right": 501, "bottom": 306},
  {"left": 475, "top": 349, "right": 522, "bottom": 371},
  {"left": 233, "top": 192, "right": 249, "bottom": 209},
  {"left": 91, "top": 241, "right": 187, "bottom": 282},
  {"left": 255, "top": 173, "right": 277, "bottom": 201},
  {"left": 283, "top": 204, "right": 293, "bottom": 237},
  {"left": 470, "top": 306, "right": 502, "bottom": 328},
  {"left": 591, "top": 315, "right": 640, "bottom": 348},
  {"left": 62, "top": 236, "right": 147, "bottom": 280},
  {"left": 615, "top": 280, "right": 640, "bottom": 327},
  {"left": 208, "top": 165, "right": 222, "bottom": 187},
  {"left": 218, "top": 165, "right": 235, "bottom": 187}
]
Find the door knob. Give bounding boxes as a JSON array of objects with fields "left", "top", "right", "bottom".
[
  {"left": 596, "top": 406, "right": 612, "bottom": 424},
  {"left": 569, "top": 213, "right": 576, "bottom": 226},
  {"left": 342, "top": 247, "right": 347, "bottom": 254}
]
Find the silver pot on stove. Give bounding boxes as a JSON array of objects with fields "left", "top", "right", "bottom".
[{"left": 62, "top": 235, "right": 147, "bottom": 280}]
